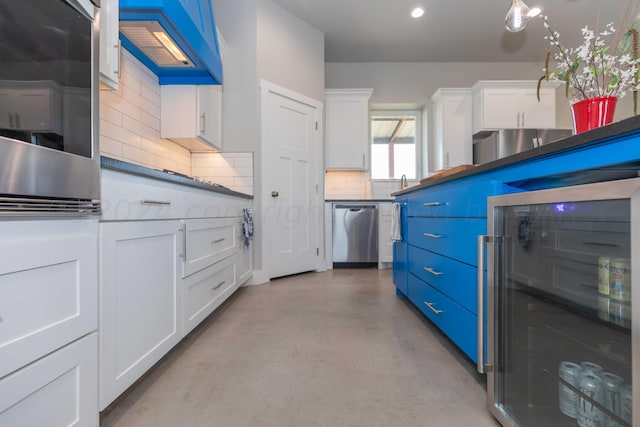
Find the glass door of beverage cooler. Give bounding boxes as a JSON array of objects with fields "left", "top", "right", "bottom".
[{"left": 485, "top": 178, "right": 639, "bottom": 427}]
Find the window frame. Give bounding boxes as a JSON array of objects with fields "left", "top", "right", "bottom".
[{"left": 369, "top": 109, "right": 422, "bottom": 181}]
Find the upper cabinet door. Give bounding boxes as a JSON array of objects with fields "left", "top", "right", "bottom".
[
  {"left": 99, "top": 0, "right": 120, "bottom": 90},
  {"left": 472, "top": 81, "right": 557, "bottom": 134},
  {"left": 160, "top": 84, "right": 223, "bottom": 151},
  {"left": 325, "top": 88, "right": 373, "bottom": 170}
]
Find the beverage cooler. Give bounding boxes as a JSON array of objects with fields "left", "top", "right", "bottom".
[{"left": 482, "top": 177, "right": 639, "bottom": 427}]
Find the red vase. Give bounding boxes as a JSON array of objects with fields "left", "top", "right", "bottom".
[{"left": 570, "top": 96, "right": 617, "bottom": 134}]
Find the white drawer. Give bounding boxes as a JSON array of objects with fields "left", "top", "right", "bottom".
[
  {"left": 183, "top": 256, "right": 238, "bottom": 335},
  {"left": 0, "top": 231, "right": 98, "bottom": 378},
  {"left": 101, "top": 169, "right": 183, "bottom": 220},
  {"left": 182, "top": 217, "right": 238, "bottom": 277},
  {"left": 0, "top": 333, "right": 98, "bottom": 427}
]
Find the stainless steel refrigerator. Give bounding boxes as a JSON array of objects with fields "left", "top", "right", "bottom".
[{"left": 473, "top": 129, "right": 572, "bottom": 164}]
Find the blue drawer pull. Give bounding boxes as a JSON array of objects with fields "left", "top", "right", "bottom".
[
  {"left": 423, "top": 202, "right": 443, "bottom": 206},
  {"left": 424, "top": 267, "right": 443, "bottom": 276},
  {"left": 423, "top": 233, "right": 443, "bottom": 239},
  {"left": 424, "top": 301, "right": 444, "bottom": 314}
]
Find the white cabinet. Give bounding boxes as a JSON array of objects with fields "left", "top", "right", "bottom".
[
  {"left": 181, "top": 217, "right": 238, "bottom": 278},
  {"left": 0, "top": 333, "right": 98, "bottom": 427},
  {"left": 99, "top": 220, "right": 182, "bottom": 410},
  {"left": 378, "top": 202, "right": 393, "bottom": 265},
  {"left": 431, "top": 88, "right": 473, "bottom": 169},
  {"left": 161, "top": 85, "right": 222, "bottom": 151},
  {"left": 325, "top": 88, "right": 373, "bottom": 170},
  {"left": 99, "top": 0, "right": 120, "bottom": 90},
  {"left": 0, "top": 81, "right": 63, "bottom": 134},
  {"left": 0, "top": 220, "right": 99, "bottom": 425},
  {"left": 472, "top": 81, "right": 557, "bottom": 134},
  {"left": 99, "top": 168, "right": 253, "bottom": 408}
]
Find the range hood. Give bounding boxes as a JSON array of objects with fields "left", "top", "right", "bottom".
[{"left": 119, "top": 0, "right": 222, "bottom": 85}]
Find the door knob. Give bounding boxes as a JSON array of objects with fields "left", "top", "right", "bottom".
[{"left": 271, "top": 191, "right": 279, "bottom": 197}]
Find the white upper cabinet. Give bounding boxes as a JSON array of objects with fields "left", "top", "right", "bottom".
[
  {"left": 431, "top": 88, "right": 473, "bottom": 169},
  {"left": 325, "top": 88, "right": 373, "bottom": 170},
  {"left": 99, "top": 0, "right": 121, "bottom": 90},
  {"left": 472, "top": 81, "right": 557, "bottom": 134},
  {"left": 161, "top": 85, "right": 223, "bottom": 151}
]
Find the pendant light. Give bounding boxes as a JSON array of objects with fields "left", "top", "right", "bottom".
[{"left": 505, "top": 0, "right": 531, "bottom": 32}]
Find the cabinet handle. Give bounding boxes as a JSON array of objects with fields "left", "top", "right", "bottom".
[
  {"left": 212, "top": 237, "right": 225, "bottom": 244},
  {"left": 423, "top": 233, "right": 443, "bottom": 239},
  {"left": 362, "top": 153, "right": 365, "bottom": 168},
  {"left": 424, "top": 301, "right": 444, "bottom": 315},
  {"left": 182, "top": 224, "right": 188, "bottom": 260},
  {"left": 115, "top": 40, "right": 122, "bottom": 79},
  {"left": 477, "top": 235, "right": 492, "bottom": 374},
  {"left": 15, "top": 113, "right": 20, "bottom": 128},
  {"left": 212, "top": 280, "right": 226, "bottom": 290},
  {"left": 423, "top": 202, "right": 443, "bottom": 207},
  {"left": 423, "top": 267, "right": 443, "bottom": 276},
  {"left": 140, "top": 199, "right": 171, "bottom": 206},
  {"left": 200, "top": 113, "right": 206, "bottom": 134}
]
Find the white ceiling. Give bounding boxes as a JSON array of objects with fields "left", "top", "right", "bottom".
[{"left": 270, "top": 0, "right": 640, "bottom": 63}]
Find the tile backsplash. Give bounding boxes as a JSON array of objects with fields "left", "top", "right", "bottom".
[
  {"left": 325, "top": 171, "right": 418, "bottom": 200},
  {"left": 99, "top": 50, "right": 253, "bottom": 195}
]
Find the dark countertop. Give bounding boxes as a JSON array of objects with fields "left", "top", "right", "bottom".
[
  {"left": 392, "top": 115, "right": 640, "bottom": 197},
  {"left": 325, "top": 199, "right": 393, "bottom": 203},
  {"left": 101, "top": 156, "right": 254, "bottom": 200}
]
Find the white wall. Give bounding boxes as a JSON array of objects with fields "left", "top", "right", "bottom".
[
  {"left": 257, "top": 1, "right": 325, "bottom": 102},
  {"left": 211, "top": 0, "right": 324, "bottom": 283}
]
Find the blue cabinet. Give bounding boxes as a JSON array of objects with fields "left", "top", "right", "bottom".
[{"left": 396, "top": 179, "right": 518, "bottom": 363}]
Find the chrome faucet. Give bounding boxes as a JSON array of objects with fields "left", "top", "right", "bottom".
[{"left": 400, "top": 174, "right": 407, "bottom": 189}]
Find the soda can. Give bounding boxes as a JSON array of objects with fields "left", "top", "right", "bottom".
[
  {"left": 598, "top": 296, "right": 610, "bottom": 322},
  {"left": 620, "top": 384, "right": 632, "bottom": 424},
  {"left": 609, "top": 300, "right": 631, "bottom": 329},
  {"left": 598, "top": 256, "right": 611, "bottom": 295},
  {"left": 580, "top": 361, "right": 603, "bottom": 376},
  {"left": 609, "top": 258, "right": 631, "bottom": 302},
  {"left": 559, "top": 361, "right": 582, "bottom": 418},
  {"left": 577, "top": 371, "right": 604, "bottom": 427},
  {"left": 601, "top": 372, "right": 624, "bottom": 427}
]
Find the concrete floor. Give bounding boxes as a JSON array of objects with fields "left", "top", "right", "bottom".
[{"left": 100, "top": 269, "right": 499, "bottom": 427}]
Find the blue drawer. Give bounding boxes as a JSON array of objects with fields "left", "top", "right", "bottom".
[
  {"left": 407, "top": 180, "right": 509, "bottom": 218},
  {"left": 407, "top": 274, "right": 477, "bottom": 362},
  {"left": 407, "top": 217, "right": 486, "bottom": 266},
  {"left": 408, "top": 246, "right": 477, "bottom": 314}
]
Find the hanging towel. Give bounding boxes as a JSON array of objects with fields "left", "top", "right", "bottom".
[
  {"left": 242, "top": 208, "right": 254, "bottom": 247},
  {"left": 390, "top": 202, "right": 402, "bottom": 242}
]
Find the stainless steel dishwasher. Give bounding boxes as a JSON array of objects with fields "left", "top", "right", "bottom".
[{"left": 332, "top": 203, "right": 378, "bottom": 267}]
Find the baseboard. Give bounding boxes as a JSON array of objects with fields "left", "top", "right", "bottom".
[{"left": 244, "top": 269, "right": 270, "bottom": 286}]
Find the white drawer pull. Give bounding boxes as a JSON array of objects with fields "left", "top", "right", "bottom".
[
  {"left": 424, "top": 233, "right": 443, "bottom": 239},
  {"left": 424, "top": 301, "right": 444, "bottom": 315},
  {"left": 424, "top": 267, "right": 443, "bottom": 276},
  {"left": 423, "top": 202, "right": 443, "bottom": 206},
  {"left": 212, "top": 280, "right": 226, "bottom": 290},
  {"left": 212, "top": 238, "right": 226, "bottom": 244},
  {"left": 140, "top": 199, "right": 171, "bottom": 206}
]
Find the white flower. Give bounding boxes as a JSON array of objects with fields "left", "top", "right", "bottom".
[{"left": 539, "top": 15, "right": 640, "bottom": 101}]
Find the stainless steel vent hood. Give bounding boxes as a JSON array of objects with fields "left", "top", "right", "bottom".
[{"left": 119, "top": 0, "right": 222, "bottom": 84}]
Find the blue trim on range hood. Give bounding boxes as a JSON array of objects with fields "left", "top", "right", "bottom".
[{"left": 119, "top": 0, "right": 223, "bottom": 85}]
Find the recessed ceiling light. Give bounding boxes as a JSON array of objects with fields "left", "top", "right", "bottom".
[{"left": 411, "top": 7, "right": 425, "bottom": 18}]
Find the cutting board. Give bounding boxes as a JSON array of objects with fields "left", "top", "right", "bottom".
[{"left": 420, "top": 164, "right": 477, "bottom": 184}]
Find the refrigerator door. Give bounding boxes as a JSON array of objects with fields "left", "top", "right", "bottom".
[{"left": 486, "top": 179, "right": 639, "bottom": 427}]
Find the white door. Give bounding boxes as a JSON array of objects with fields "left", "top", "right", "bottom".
[{"left": 261, "top": 81, "right": 322, "bottom": 279}]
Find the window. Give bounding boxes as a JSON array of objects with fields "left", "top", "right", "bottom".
[{"left": 370, "top": 111, "right": 420, "bottom": 180}]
